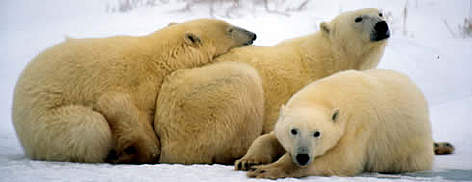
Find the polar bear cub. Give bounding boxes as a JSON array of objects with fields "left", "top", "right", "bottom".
[{"left": 245, "top": 69, "right": 433, "bottom": 178}]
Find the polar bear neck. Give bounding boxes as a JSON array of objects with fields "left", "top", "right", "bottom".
[
  {"left": 293, "top": 33, "right": 385, "bottom": 81},
  {"left": 328, "top": 36, "right": 386, "bottom": 71}
]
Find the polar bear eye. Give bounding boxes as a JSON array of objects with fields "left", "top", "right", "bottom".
[
  {"left": 355, "top": 17, "right": 363, "bottom": 23},
  {"left": 332, "top": 111, "right": 339, "bottom": 121},
  {"left": 291, "top": 129, "right": 298, "bottom": 135},
  {"left": 379, "top": 13, "right": 383, "bottom": 17},
  {"left": 313, "top": 131, "right": 321, "bottom": 138},
  {"left": 332, "top": 109, "right": 340, "bottom": 121}
]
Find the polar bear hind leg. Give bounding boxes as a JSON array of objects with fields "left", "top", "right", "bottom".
[{"left": 25, "top": 105, "right": 112, "bottom": 163}]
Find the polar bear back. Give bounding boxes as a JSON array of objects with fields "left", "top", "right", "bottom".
[{"left": 357, "top": 70, "right": 432, "bottom": 172}]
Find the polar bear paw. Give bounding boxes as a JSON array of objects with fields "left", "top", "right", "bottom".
[
  {"left": 246, "top": 163, "right": 290, "bottom": 179},
  {"left": 235, "top": 156, "right": 272, "bottom": 171}
]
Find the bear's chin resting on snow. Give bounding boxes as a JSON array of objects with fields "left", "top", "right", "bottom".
[{"left": 243, "top": 69, "right": 434, "bottom": 179}]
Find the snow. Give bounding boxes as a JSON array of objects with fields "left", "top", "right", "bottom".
[{"left": 1, "top": 0, "right": 472, "bottom": 181}]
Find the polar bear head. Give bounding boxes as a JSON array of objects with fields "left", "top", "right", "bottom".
[
  {"left": 275, "top": 105, "right": 345, "bottom": 167},
  {"left": 161, "top": 19, "right": 257, "bottom": 63},
  {"left": 319, "top": 8, "right": 389, "bottom": 69}
]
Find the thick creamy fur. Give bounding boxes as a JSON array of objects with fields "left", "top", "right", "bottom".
[
  {"left": 216, "top": 8, "right": 387, "bottom": 133},
  {"left": 246, "top": 69, "right": 433, "bottom": 178},
  {"left": 12, "top": 19, "right": 255, "bottom": 163},
  {"left": 156, "top": 62, "right": 264, "bottom": 164},
  {"left": 155, "top": 8, "right": 388, "bottom": 164}
]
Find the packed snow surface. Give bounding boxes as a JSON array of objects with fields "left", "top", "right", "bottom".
[{"left": 1, "top": 0, "right": 471, "bottom": 181}]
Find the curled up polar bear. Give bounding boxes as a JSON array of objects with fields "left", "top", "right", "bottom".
[{"left": 12, "top": 19, "right": 256, "bottom": 164}]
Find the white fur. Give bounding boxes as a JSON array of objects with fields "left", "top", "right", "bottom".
[{"left": 275, "top": 69, "right": 433, "bottom": 176}]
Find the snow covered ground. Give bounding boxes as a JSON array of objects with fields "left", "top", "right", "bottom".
[{"left": 1, "top": 0, "right": 471, "bottom": 181}]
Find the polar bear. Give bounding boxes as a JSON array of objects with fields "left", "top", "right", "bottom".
[
  {"left": 154, "top": 8, "right": 390, "bottom": 164},
  {"left": 216, "top": 8, "right": 390, "bottom": 134},
  {"left": 244, "top": 69, "right": 434, "bottom": 179},
  {"left": 12, "top": 19, "right": 256, "bottom": 163}
]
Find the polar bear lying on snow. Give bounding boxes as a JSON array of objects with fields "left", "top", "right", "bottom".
[
  {"left": 155, "top": 8, "right": 390, "bottom": 164},
  {"left": 12, "top": 19, "right": 256, "bottom": 164},
  {"left": 243, "top": 69, "right": 433, "bottom": 179}
]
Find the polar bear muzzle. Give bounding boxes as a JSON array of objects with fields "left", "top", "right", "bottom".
[
  {"left": 371, "top": 21, "right": 390, "bottom": 41},
  {"left": 292, "top": 141, "right": 313, "bottom": 167},
  {"left": 294, "top": 146, "right": 312, "bottom": 166},
  {"left": 230, "top": 26, "right": 257, "bottom": 46}
]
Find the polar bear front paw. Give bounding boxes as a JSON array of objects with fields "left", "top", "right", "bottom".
[
  {"left": 235, "top": 156, "right": 271, "bottom": 171},
  {"left": 247, "top": 163, "right": 289, "bottom": 179}
]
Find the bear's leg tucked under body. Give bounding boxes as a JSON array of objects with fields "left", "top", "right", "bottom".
[
  {"left": 28, "top": 105, "right": 112, "bottom": 163},
  {"left": 155, "top": 62, "right": 264, "bottom": 164},
  {"left": 95, "top": 92, "right": 160, "bottom": 164}
]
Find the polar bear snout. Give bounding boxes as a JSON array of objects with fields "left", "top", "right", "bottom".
[
  {"left": 244, "top": 32, "right": 257, "bottom": 45},
  {"left": 241, "top": 29, "right": 257, "bottom": 45},
  {"left": 295, "top": 153, "right": 311, "bottom": 166},
  {"left": 293, "top": 146, "right": 312, "bottom": 166},
  {"left": 244, "top": 29, "right": 257, "bottom": 43},
  {"left": 231, "top": 26, "right": 257, "bottom": 46},
  {"left": 371, "top": 21, "right": 390, "bottom": 41}
]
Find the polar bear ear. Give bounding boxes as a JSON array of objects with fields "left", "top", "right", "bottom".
[
  {"left": 331, "top": 109, "right": 339, "bottom": 122},
  {"left": 184, "top": 33, "right": 201, "bottom": 46},
  {"left": 320, "top": 22, "right": 330, "bottom": 35}
]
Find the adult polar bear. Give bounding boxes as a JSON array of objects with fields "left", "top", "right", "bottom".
[
  {"left": 246, "top": 69, "right": 433, "bottom": 178},
  {"left": 12, "top": 19, "right": 256, "bottom": 164},
  {"left": 155, "top": 8, "right": 390, "bottom": 164}
]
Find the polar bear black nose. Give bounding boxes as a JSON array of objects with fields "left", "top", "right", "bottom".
[
  {"left": 251, "top": 33, "right": 257, "bottom": 41},
  {"left": 244, "top": 31, "right": 256, "bottom": 45},
  {"left": 371, "top": 21, "right": 390, "bottom": 41},
  {"left": 246, "top": 31, "right": 257, "bottom": 42},
  {"left": 295, "top": 153, "right": 310, "bottom": 166},
  {"left": 374, "top": 21, "right": 389, "bottom": 35}
]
